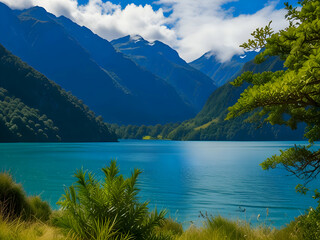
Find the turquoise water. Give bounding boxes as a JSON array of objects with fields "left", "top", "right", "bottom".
[{"left": 0, "top": 140, "right": 319, "bottom": 228}]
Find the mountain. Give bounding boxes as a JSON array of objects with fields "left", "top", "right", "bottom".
[
  {"left": 0, "top": 44, "right": 117, "bottom": 142},
  {"left": 190, "top": 50, "right": 258, "bottom": 86},
  {"left": 111, "top": 35, "right": 217, "bottom": 111},
  {"left": 166, "top": 56, "right": 305, "bottom": 140},
  {"left": 113, "top": 56, "right": 304, "bottom": 141},
  {"left": 0, "top": 3, "right": 195, "bottom": 125}
]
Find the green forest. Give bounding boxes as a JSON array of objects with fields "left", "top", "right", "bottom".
[{"left": 0, "top": 44, "right": 117, "bottom": 142}]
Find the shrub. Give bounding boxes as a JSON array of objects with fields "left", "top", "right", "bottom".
[
  {"left": 295, "top": 204, "right": 320, "bottom": 240},
  {"left": 0, "top": 172, "right": 51, "bottom": 221},
  {"left": 28, "top": 196, "right": 51, "bottom": 221},
  {"left": 54, "top": 160, "right": 167, "bottom": 240}
]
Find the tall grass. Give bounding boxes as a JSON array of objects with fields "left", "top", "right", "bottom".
[
  {"left": 0, "top": 214, "right": 72, "bottom": 240},
  {"left": 162, "top": 215, "right": 304, "bottom": 240}
]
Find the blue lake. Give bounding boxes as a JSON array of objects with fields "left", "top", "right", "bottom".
[{"left": 0, "top": 140, "right": 319, "bottom": 228}]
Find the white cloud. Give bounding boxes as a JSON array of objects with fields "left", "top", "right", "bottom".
[
  {"left": 0, "top": 0, "right": 288, "bottom": 62},
  {"left": 1, "top": 0, "right": 33, "bottom": 9}
]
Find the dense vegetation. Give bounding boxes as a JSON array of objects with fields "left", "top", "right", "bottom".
[
  {"left": 0, "top": 162, "right": 319, "bottom": 240},
  {"left": 54, "top": 160, "right": 166, "bottom": 240},
  {"left": 0, "top": 44, "right": 117, "bottom": 142},
  {"left": 0, "top": 88, "right": 60, "bottom": 142},
  {"left": 227, "top": 0, "right": 320, "bottom": 190},
  {"left": 108, "top": 123, "right": 179, "bottom": 140}
]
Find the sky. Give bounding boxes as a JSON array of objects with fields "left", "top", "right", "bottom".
[{"left": 1, "top": 0, "right": 298, "bottom": 62}]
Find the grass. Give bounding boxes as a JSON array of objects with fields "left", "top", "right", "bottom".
[
  {"left": 194, "top": 118, "right": 219, "bottom": 131},
  {"left": 0, "top": 215, "right": 71, "bottom": 240},
  {"left": 0, "top": 208, "right": 310, "bottom": 240},
  {"left": 142, "top": 135, "right": 164, "bottom": 140}
]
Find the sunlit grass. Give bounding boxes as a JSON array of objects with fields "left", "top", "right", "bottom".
[
  {"left": 194, "top": 118, "right": 219, "bottom": 131},
  {"left": 0, "top": 215, "right": 72, "bottom": 240},
  {"left": 170, "top": 215, "right": 303, "bottom": 240},
  {"left": 0, "top": 213, "right": 306, "bottom": 240}
]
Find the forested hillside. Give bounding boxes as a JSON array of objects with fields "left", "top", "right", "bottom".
[
  {"left": 114, "top": 56, "right": 304, "bottom": 140},
  {"left": 0, "top": 44, "right": 117, "bottom": 142}
]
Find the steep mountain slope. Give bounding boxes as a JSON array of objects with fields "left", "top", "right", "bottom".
[
  {"left": 190, "top": 50, "right": 258, "bottom": 86},
  {"left": 0, "top": 3, "right": 195, "bottom": 125},
  {"left": 167, "top": 56, "right": 305, "bottom": 140},
  {"left": 111, "top": 35, "right": 216, "bottom": 111},
  {"left": 113, "top": 56, "right": 304, "bottom": 141},
  {"left": 0, "top": 44, "right": 117, "bottom": 142}
]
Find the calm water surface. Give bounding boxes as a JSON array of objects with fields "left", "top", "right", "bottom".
[{"left": 0, "top": 140, "right": 319, "bottom": 228}]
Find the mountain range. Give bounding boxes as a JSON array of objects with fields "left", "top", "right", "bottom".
[
  {"left": 0, "top": 3, "right": 196, "bottom": 125},
  {"left": 113, "top": 56, "right": 304, "bottom": 141},
  {"left": 111, "top": 35, "right": 216, "bottom": 111},
  {"left": 0, "top": 2, "right": 303, "bottom": 142}
]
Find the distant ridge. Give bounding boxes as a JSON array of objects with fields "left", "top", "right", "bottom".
[
  {"left": 190, "top": 50, "right": 259, "bottom": 86},
  {"left": 112, "top": 35, "right": 217, "bottom": 111}
]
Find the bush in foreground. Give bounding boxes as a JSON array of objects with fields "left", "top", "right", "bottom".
[
  {"left": 0, "top": 172, "right": 51, "bottom": 221},
  {"left": 53, "top": 160, "right": 167, "bottom": 240}
]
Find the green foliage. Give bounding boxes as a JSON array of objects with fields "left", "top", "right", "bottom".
[
  {"left": 0, "top": 172, "right": 51, "bottom": 221},
  {"left": 0, "top": 44, "right": 117, "bottom": 142},
  {"left": 28, "top": 196, "right": 52, "bottom": 222},
  {"left": 227, "top": 0, "right": 320, "bottom": 186},
  {"left": 54, "top": 160, "right": 166, "bottom": 240},
  {"left": 0, "top": 88, "right": 60, "bottom": 142},
  {"left": 240, "top": 21, "right": 274, "bottom": 52},
  {"left": 109, "top": 123, "right": 179, "bottom": 140},
  {"left": 294, "top": 202, "right": 320, "bottom": 240}
]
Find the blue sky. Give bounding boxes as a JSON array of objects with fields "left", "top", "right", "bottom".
[
  {"left": 1, "top": 0, "right": 298, "bottom": 62},
  {"left": 76, "top": 0, "right": 292, "bottom": 17}
]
